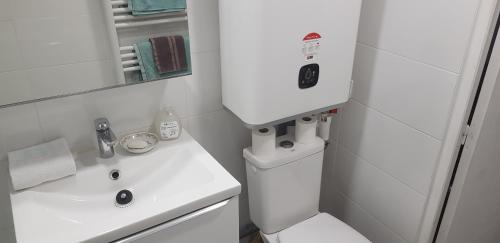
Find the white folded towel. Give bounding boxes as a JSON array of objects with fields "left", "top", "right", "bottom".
[{"left": 8, "top": 138, "right": 77, "bottom": 191}]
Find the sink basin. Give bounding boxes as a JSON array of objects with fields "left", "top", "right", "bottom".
[{"left": 10, "top": 130, "right": 241, "bottom": 243}]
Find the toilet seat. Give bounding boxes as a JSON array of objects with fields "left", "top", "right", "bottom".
[{"left": 276, "top": 213, "right": 370, "bottom": 243}]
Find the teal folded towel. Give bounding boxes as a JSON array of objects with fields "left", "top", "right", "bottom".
[
  {"left": 128, "top": 0, "right": 186, "bottom": 16},
  {"left": 133, "top": 36, "right": 191, "bottom": 82}
]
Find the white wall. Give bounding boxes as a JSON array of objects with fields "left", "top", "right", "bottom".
[
  {"left": 320, "top": 0, "right": 482, "bottom": 242},
  {"left": 0, "top": 0, "right": 489, "bottom": 242},
  {"left": 0, "top": 0, "right": 117, "bottom": 106},
  {"left": 0, "top": 0, "right": 252, "bottom": 242}
]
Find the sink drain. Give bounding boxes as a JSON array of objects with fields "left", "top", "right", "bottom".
[
  {"left": 109, "top": 169, "right": 120, "bottom": 180},
  {"left": 115, "top": 189, "right": 134, "bottom": 208}
]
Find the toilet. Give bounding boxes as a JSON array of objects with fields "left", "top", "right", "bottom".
[{"left": 244, "top": 134, "right": 370, "bottom": 243}]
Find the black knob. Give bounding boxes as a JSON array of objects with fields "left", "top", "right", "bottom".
[
  {"left": 116, "top": 190, "right": 133, "bottom": 205},
  {"left": 280, "top": 140, "right": 294, "bottom": 148}
]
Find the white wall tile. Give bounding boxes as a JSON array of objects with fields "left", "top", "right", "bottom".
[
  {"left": 35, "top": 95, "right": 94, "bottom": 154},
  {"left": 0, "top": 71, "right": 32, "bottom": 106},
  {"left": 320, "top": 142, "right": 339, "bottom": 213},
  {"left": 0, "top": 227, "right": 16, "bottom": 243},
  {"left": 0, "top": 159, "right": 13, "bottom": 238},
  {"left": 80, "top": 81, "right": 165, "bottom": 135},
  {"left": 0, "top": 104, "right": 43, "bottom": 162},
  {"left": 329, "top": 189, "right": 409, "bottom": 243},
  {"left": 325, "top": 1, "right": 483, "bottom": 241},
  {"left": 0, "top": 0, "right": 12, "bottom": 21},
  {"left": 358, "top": 0, "right": 480, "bottom": 73},
  {"left": 34, "top": 80, "right": 179, "bottom": 156},
  {"left": 320, "top": 112, "right": 343, "bottom": 212},
  {"left": 186, "top": 110, "right": 250, "bottom": 178},
  {"left": 0, "top": 147, "right": 4, "bottom": 169},
  {"left": 187, "top": 0, "right": 220, "bottom": 53},
  {"left": 2, "top": 77, "right": 188, "bottom": 159},
  {"left": 185, "top": 51, "right": 223, "bottom": 116},
  {"left": 320, "top": 110, "right": 404, "bottom": 243},
  {"left": 334, "top": 146, "right": 426, "bottom": 242},
  {"left": 0, "top": 190, "right": 14, "bottom": 231},
  {"left": 27, "top": 60, "right": 117, "bottom": 100},
  {"left": 14, "top": 14, "right": 111, "bottom": 68},
  {"left": 332, "top": 110, "right": 343, "bottom": 141},
  {"left": 0, "top": 160, "right": 13, "bottom": 217},
  {"left": 185, "top": 109, "right": 251, "bottom": 227},
  {"left": 160, "top": 77, "right": 189, "bottom": 119},
  {"left": 9, "top": 0, "right": 100, "bottom": 19},
  {"left": 0, "top": 208, "right": 12, "bottom": 229},
  {"left": 0, "top": 21, "right": 23, "bottom": 73},
  {"left": 352, "top": 44, "right": 458, "bottom": 139},
  {"left": 339, "top": 101, "right": 442, "bottom": 195}
]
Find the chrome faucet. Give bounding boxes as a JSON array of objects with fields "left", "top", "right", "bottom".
[{"left": 95, "top": 118, "right": 117, "bottom": 159}]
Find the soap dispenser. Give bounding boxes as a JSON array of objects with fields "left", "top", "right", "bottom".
[{"left": 154, "top": 106, "right": 182, "bottom": 141}]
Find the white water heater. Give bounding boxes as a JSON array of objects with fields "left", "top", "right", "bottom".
[{"left": 219, "top": 0, "right": 362, "bottom": 126}]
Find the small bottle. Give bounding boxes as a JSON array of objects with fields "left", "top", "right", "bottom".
[{"left": 154, "top": 106, "right": 182, "bottom": 141}]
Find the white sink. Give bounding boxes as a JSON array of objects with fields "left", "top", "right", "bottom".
[{"left": 10, "top": 130, "right": 241, "bottom": 243}]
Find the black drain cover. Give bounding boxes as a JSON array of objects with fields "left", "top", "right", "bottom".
[{"left": 116, "top": 190, "right": 133, "bottom": 205}]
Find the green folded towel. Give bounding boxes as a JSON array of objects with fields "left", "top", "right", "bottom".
[
  {"left": 133, "top": 36, "right": 191, "bottom": 82},
  {"left": 128, "top": 0, "right": 186, "bottom": 16}
]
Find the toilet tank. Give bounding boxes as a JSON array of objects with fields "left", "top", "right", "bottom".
[
  {"left": 219, "top": 0, "right": 362, "bottom": 126},
  {"left": 243, "top": 136, "right": 325, "bottom": 234}
]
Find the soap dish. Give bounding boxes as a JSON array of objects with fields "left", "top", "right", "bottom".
[{"left": 120, "top": 132, "right": 159, "bottom": 154}]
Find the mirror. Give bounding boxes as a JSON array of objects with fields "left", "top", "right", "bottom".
[{"left": 0, "top": 0, "right": 192, "bottom": 108}]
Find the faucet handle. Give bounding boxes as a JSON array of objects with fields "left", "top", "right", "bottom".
[
  {"left": 95, "top": 118, "right": 111, "bottom": 132},
  {"left": 95, "top": 118, "right": 117, "bottom": 158}
]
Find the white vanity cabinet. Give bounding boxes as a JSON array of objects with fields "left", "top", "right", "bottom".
[
  {"left": 114, "top": 197, "right": 239, "bottom": 243},
  {"left": 10, "top": 131, "right": 241, "bottom": 243}
]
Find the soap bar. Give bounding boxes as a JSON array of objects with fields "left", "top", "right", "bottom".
[{"left": 127, "top": 140, "right": 149, "bottom": 150}]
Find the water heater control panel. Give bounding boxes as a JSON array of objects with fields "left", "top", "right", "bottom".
[{"left": 299, "top": 64, "right": 319, "bottom": 89}]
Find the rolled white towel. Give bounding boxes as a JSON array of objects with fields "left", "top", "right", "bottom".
[{"left": 8, "top": 138, "right": 77, "bottom": 191}]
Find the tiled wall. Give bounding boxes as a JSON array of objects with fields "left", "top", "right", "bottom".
[
  {"left": 0, "top": 0, "right": 486, "bottom": 242},
  {"left": 320, "top": 0, "right": 482, "bottom": 242},
  {"left": 0, "top": 0, "right": 117, "bottom": 105},
  {"left": 0, "top": 0, "right": 252, "bottom": 241}
]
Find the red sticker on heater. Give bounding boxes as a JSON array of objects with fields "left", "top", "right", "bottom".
[
  {"left": 302, "top": 33, "right": 322, "bottom": 61},
  {"left": 303, "top": 32, "right": 322, "bottom": 41}
]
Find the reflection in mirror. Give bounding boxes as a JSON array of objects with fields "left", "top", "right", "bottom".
[{"left": 0, "top": 0, "right": 191, "bottom": 107}]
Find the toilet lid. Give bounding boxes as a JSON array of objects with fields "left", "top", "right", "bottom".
[{"left": 278, "top": 213, "right": 371, "bottom": 243}]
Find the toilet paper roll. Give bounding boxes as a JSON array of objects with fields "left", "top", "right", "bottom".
[
  {"left": 295, "top": 116, "right": 318, "bottom": 144},
  {"left": 252, "top": 126, "right": 276, "bottom": 156}
]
